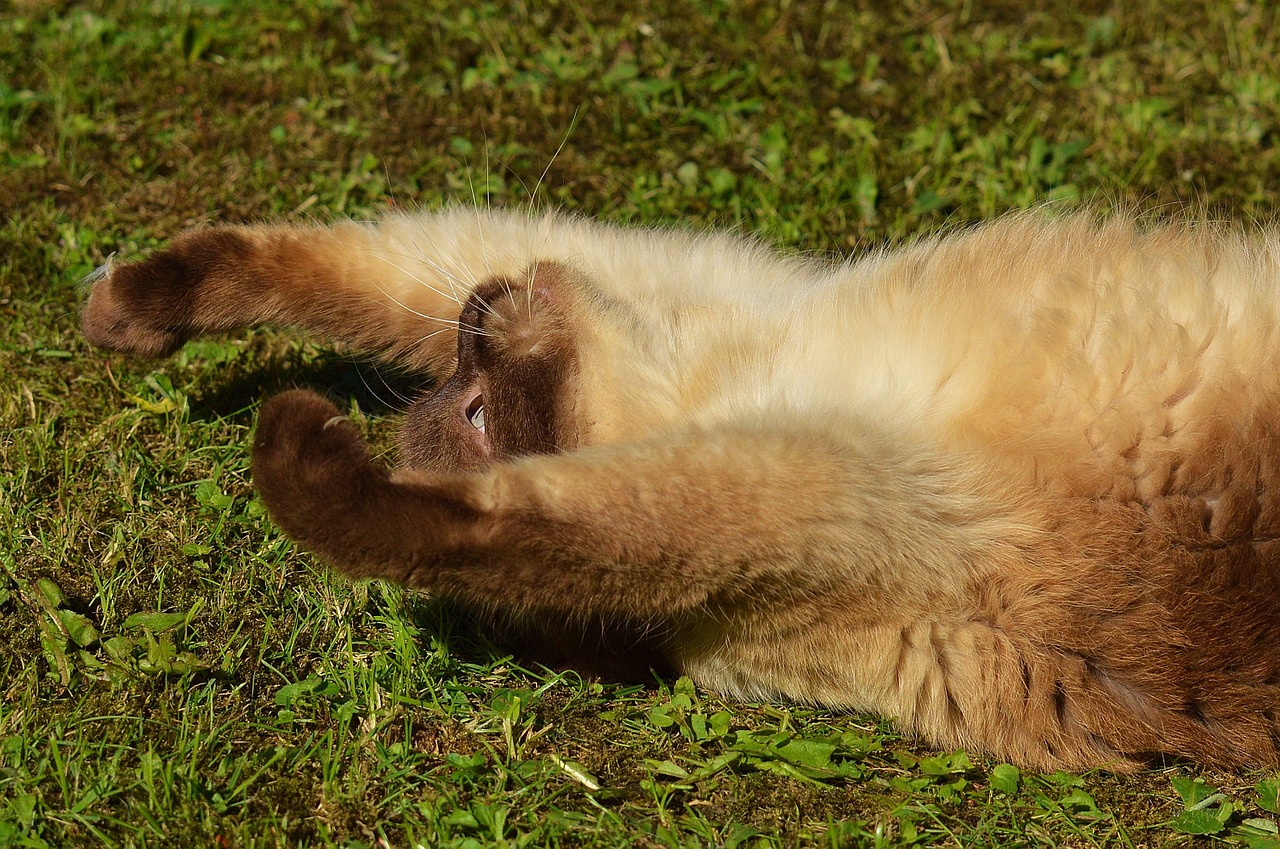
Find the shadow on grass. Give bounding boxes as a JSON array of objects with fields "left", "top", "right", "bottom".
[
  {"left": 404, "top": 595, "right": 673, "bottom": 688},
  {"left": 187, "top": 348, "right": 435, "bottom": 425},
  {"left": 179, "top": 342, "right": 673, "bottom": 688}
]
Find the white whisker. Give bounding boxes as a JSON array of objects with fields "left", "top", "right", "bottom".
[
  {"left": 470, "top": 144, "right": 498, "bottom": 281},
  {"left": 413, "top": 326, "right": 456, "bottom": 346},
  {"left": 529, "top": 105, "right": 580, "bottom": 212},
  {"left": 352, "top": 361, "right": 410, "bottom": 411},
  {"left": 404, "top": 214, "right": 483, "bottom": 295},
  {"left": 524, "top": 263, "right": 537, "bottom": 323},
  {"left": 366, "top": 280, "right": 490, "bottom": 336},
  {"left": 372, "top": 252, "right": 465, "bottom": 307}
]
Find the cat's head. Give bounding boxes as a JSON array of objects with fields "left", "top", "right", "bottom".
[{"left": 399, "top": 263, "right": 583, "bottom": 471}]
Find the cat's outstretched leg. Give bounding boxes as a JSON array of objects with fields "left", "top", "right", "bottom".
[
  {"left": 81, "top": 219, "right": 480, "bottom": 372},
  {"left": 82, "top": 209, "right": 820, "bottom": 370},
  {"left": 249, "top": 389, "right": 1000, "bottom": 617},
  {"left": 249, "top": 390, "right": 1280, "bottom": 771}
]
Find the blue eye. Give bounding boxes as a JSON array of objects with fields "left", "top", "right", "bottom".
[{"left": 465, "top": 394, "right": 486, "bottom": 433}]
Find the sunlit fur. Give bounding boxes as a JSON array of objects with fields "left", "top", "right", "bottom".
[{"left": 83, "top": 208, "right": 1280, "bottom": 771}]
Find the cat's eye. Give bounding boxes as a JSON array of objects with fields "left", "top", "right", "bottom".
[{"left": 465, "top": 394, "right": 486, "bottom": 434}]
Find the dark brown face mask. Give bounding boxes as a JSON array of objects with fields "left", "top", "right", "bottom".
[{"left": 399, "top": 267, "right": 580, "bottom": 473}]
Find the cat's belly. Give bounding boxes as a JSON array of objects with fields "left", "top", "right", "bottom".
[
  {"left": 676, "top": 628, "right": 896, "bottom": 709},
  {"left": 671, "top": 615, "right": 920, "bottom": 716},
  {"left": 672, "top": 612, "right": 1047, "bottom": 765}
]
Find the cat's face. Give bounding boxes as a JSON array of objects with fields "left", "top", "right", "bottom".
[{"left": 399, "top": 264, "right": 582, "bottom": 472}]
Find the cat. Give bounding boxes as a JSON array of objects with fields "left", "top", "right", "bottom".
[{"left": 81, "top": 207, "right": 1280, "bottom": 772}]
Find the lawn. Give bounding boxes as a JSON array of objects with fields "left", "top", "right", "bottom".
[{"left": 4, "top": 0, "right": 1280, "bottom": 845}]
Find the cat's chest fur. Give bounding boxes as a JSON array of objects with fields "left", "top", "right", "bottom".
[{"left": 582, "top": 216, "right": 1280, "bottom": 506}]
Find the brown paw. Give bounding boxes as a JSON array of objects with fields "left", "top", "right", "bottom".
[
  {"left": 80, "top": 228, "right": 255, "bottom": 357},
  {"left": 251, "top": 390, "right": 385, "bottom": 544},
  {"left": 81, "top": 259, "right": 189, "bottom": 357}
]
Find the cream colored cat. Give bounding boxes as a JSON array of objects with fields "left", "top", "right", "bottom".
[{"left": 82, "top": 209, "right": 1280, "bottom": 771}]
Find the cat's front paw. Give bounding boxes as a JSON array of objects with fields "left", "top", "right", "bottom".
[
  {"left": 81, "top": 228, "right": 255, "bottom": 357},
  {"left": 252, "top": 390, "right": 385, "bottom": 544}
]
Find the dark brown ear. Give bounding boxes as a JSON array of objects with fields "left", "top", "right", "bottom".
[{"left": 82, "top": 229, "right": 256, "bottom": 357}]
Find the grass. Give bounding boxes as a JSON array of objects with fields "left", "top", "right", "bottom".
[{"left": 4, "top": 0, "right": 1280, "bottom": 845}]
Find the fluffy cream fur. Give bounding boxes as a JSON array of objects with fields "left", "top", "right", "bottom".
[{"left": 82, "top": 209, "right": 1280, "bottom": 770}]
